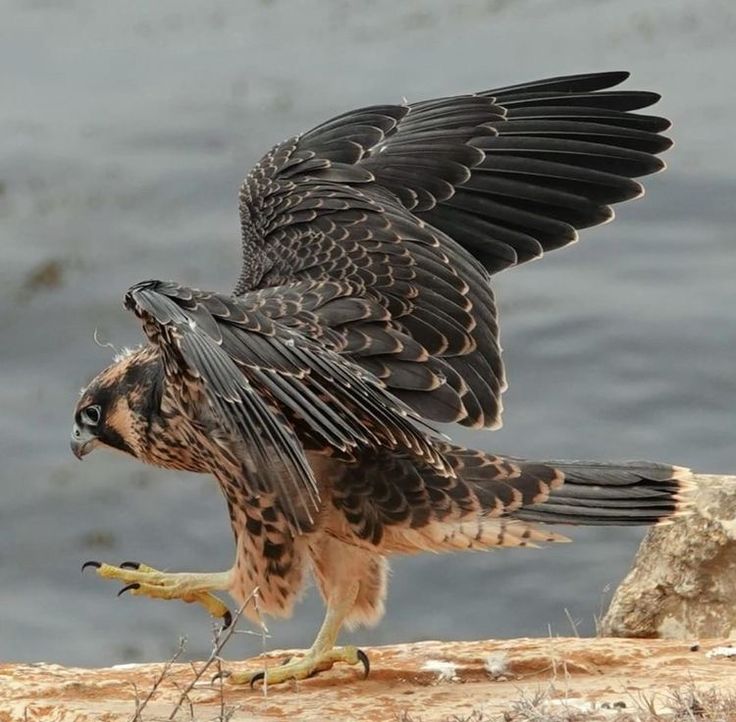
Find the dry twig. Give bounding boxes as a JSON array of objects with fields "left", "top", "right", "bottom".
[
  {"left": 130, "top": 636, "right": 186, "bottom": 722},
  {"left": 167, "top": 587, "right": 264, "bottom": 719}
]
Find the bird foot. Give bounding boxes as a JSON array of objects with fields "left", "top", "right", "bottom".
[
  {"left": 82, "top": 560, "right": 233, "bottom": 626},
  {"left": 221, "top": 646, "right": 370, "bottom": 687}
]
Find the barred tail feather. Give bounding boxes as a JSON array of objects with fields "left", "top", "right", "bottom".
[
  {"left": 509, "top": 459, "right": 692, "bottom": 526},
  {"left": 334, "top": 447, "right": 691, "bottom": 555}
]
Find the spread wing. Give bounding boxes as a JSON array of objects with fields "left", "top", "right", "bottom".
[
  {"left": 234, "top": 71, "right": 671, "bottom": 430},
  {"left": 124, "top": 280, "right": 450, "bottom": 532}
]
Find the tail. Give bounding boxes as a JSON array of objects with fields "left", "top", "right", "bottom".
[
  {"left": 338, "top": 446, "right": 692, "bottom": 554},
  {"left": 507, "top": 458, "right": 692, "bottom": 526},
  {"left": 437, "top": 443, "right": 692, "bottom": 530}
]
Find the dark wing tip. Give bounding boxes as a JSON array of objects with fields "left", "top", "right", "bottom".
[
  {"left": 482, "top": 71, "right": 632, "bottom": 99},
  {"left": 125, "top": 279, "right": 165, "bottom": 309}
]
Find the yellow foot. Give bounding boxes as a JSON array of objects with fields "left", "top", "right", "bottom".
[
  {"left": 222, "top": 646, "right": 370, "bottom": 687},
  {"left": 82, "top": 560, "right": 233, "bottom": 626}
]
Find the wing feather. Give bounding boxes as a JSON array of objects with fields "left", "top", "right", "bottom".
[
  {"left": 233, "top": 71, "right": 671, "bottom": 430},
  {"left": 124, "top": 280, "right": 452, "bottom": 531}
]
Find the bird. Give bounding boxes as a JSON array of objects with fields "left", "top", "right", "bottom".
[{"left": 72, "top": 70, "right": 691, "bottom": 686}]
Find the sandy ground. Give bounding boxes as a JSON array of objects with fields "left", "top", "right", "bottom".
[{"left": 3, "top": 637, "right": 736, "bottom": 721}]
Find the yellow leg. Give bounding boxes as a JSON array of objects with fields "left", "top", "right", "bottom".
[
  {"left": 82, "top": 560, "right": 233, "bottom": 626},
  {"left": 225, "top": 581, "right": 369, "bottom": 687}
]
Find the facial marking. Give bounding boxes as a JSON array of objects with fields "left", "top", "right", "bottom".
[
  {"left": 104, "top": 396, "right": 138, "bottom": 453},
  {"left": 73, "top": 345, "right": 164, "bottom": 460}
]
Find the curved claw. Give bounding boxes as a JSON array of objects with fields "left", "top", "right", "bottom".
[
  {"left": 120, "top": 561, "right": 141, "bottom": 570},
  {"left": 211, "top": 669, "right": 231, "bottom": 684},
  {"left": 249, "top": 671, "right": 265, "bottom": 689},
  {"left": 357, "top": 649, "right": 370, "bottom": 678},
  {"left": 117, "top": 582, "right": 140, "bottom": 597},
  {"left": 221, "top": 609, "right": 233, "bottom": 629},
  {"left": 81, "top": 560, "right": 101, "bottom": 573}
]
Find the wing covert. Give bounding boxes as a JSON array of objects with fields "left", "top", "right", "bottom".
[
  {"left": 124, "top": 280, "right": 451, "bottom": 531},
  {"left": 234, "top": 71, "right": 672, "bottom": 430}
]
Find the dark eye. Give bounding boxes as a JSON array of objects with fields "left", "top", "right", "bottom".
[{"left": 81, "top": 404, "right": 101, "bottom": 426}]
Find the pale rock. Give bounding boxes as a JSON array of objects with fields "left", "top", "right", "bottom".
[{"left": 600, "top": 473, "right": 736, "bottom": 639}]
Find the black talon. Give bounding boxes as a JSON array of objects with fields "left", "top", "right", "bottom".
[
  {"left": 221, "top": 609, "right": 233, "bottom": 629},
  {"left": 211, "top": 669, "right": 231, "bottom": 684},
  {"left": 117, "top": 582, "right": 140, "bottom": 597},
  {"left": 120, "top": 561, "right": 141, "bottom": 570},
  {"left": 357, "top": 649, "right": 370, "bottom": 678},
  {"left": 250, "top": 671, "right": 265, "bottom": 689},
  {"left": 81, "top": 560, "right": 101, "bottom": 572}
]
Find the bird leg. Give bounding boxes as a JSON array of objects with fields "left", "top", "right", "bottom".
[
  {"left": 223, "top": 580, "right": 369, "bottom": 686},
  {"left": 82, "top": 561, "right": 234, "bottom": 626}
]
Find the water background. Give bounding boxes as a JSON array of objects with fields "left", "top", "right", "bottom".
[{"left": 1, "top": 0, "right": 734, "bottom": 667}]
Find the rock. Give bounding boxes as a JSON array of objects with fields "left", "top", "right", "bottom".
[
  {"left": 600, "top": 473, "right": 736, "bottom": 639},
  {"left": 3, "top": 637, "right": 736, "bottom": 721}
]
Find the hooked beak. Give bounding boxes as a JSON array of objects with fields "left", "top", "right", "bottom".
[{"left": 71, "top": 423, "right": 98, "bottom": 460}]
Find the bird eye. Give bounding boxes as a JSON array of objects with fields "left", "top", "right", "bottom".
[{"left": 81, "top": 404, "right": 101, "bottom": 426}]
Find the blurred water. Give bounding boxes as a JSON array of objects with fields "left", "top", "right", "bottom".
[{"left": 1, "top": 0, "right": 734, "bottom": 667}]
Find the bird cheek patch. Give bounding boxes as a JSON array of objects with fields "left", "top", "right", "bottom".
[{"left": 102, "top": 397, "right": 139, "bottom": 457}]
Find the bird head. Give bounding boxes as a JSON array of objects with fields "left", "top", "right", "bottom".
[{"left": 71, "top": 346, "right": 163, "bottom": 462}]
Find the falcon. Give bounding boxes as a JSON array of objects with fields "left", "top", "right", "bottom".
[{"left": 72, "top": 71, "right": 690, "bottom": 686}]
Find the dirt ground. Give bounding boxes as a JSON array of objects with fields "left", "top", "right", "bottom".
[{"left": 3, "top": 637, "right": 736, "bottom": 721}]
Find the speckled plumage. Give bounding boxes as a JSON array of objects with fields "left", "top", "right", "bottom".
[{"left": 73, "top": 72, "right": 690, "bottom": 660}]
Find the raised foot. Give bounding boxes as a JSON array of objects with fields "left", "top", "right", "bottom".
[
  {"left": 222, "top": 646, "right": 370, "bottom": 687},
  {"left": 81, "top": 560, "right": 232, "bottom": 626}
]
